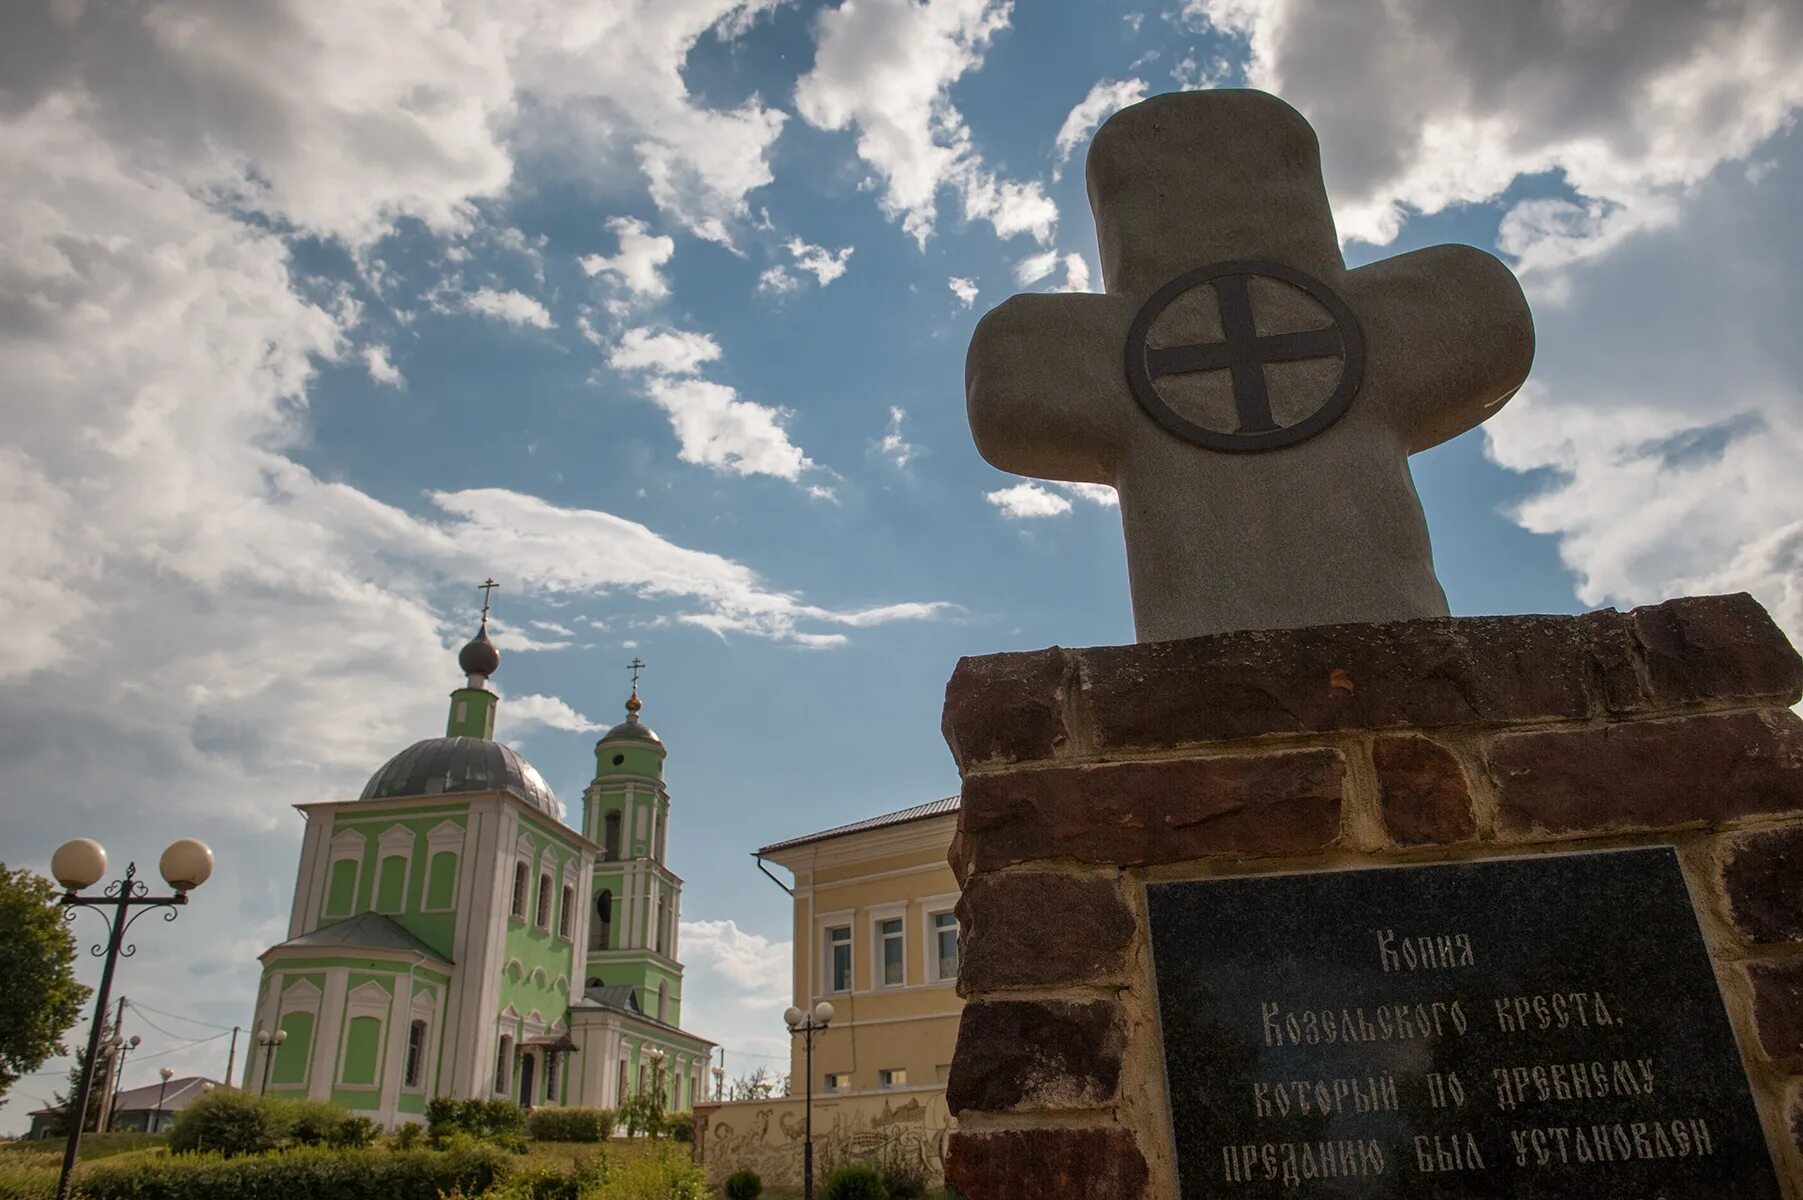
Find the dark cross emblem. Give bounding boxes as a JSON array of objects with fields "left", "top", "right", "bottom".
[
  {"left": 477, "top": 577, "right": 499, "bottom": 622},
  {"left": 627, "top": 657, "right": 646, "bottom": 686},
  {"left": 1124, "top": 261, "right": 1365, "bottom": 453}
]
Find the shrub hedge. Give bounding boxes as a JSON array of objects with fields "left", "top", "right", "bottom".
[
  {"left": 75, "top": 1144, "right": 510, "bottom": 1200},
  {"left": 522, "top": 1106, "right": 615, "bottom": 1143},
  {"left": 824, "top": 1163, "right": 889, "bottom": 1200},
  {"left": 723, "top": 1167, "right": 764, "bottom": 1199},
  {"left": 427, "top": 1097, "right": 526, "bottom": 1143},
  {"left": 165, "top": 1090, "right": 376, "bottom": 1158}
]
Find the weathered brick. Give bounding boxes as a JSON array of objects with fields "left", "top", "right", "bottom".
[
  {"left": 1625, "top": 593, "right": 1803, "bottom": 714},
  {"left": 1722, "top": 825, "right": 1803, "bottom": 944},
  {"left": 1373, "top": 735, "right": 1475, "bottom": 845},
  {"left": 939, "top": 597, "right": 1802, "bottom": 766},
  {"left": 959, "top": 749, "right": 1344, "bottom": 872},
  {"left": 945, "top": 1128, "right": 1147, "bottom": 1200},
  {"left": 942, "top": 647, "right": 1071, "bottom": 771},
  {"left": 946, "top": 999, "right": 1124, "bottom": 1114},
  {"left": 956, "top": 872, "right": 1136, "bottom": 994},
  {"left": 1492, "top": 710, "right": 1803, "bottom": 836},
  {"left": 1073, "top": 612, "right": 1590, "bottom": 751},
  {"left": 1747, "top": 959, "right": 1803, "bottom": 1062}
]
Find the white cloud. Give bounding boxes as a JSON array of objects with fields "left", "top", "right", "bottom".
[
  {"left": 985, "top": 479, "right": 1117, "bottom": 518},
  {"left": 1014, "top": 250, "right": 1091, "bottom": 292},
  {"left": 878, "top": 407, "right": 916, "bottom": 468},
  {"left": 465, "top": 287, "right": 556, "bottom": 329},
  {"left": 948, "top": 276, "right": 979, "bottom": 307},
  {"left": 757, "top": 265, "right": 801, "bottom": 295},
  {"left": 579, "top": 217, "right": 676, "bottom": 301},
  {"left": 1055, "top": 481, "right": 1118, "bottom": 507},
  {"left": 643, "top": 377, "right": 814, "bottom": 481},
  {"left": 607, "top": 326, "right": 816, "bottom": 482},
  {"left": 677, "top": 919, "right": 795, "bottom": 1075},
  {"left": 363, "top": 344, "right": 404, "bottom": 388},
  {"left": 986, "top": 482, "right": 1072, "bottom": 518},
  {"left": 609, "top": 327, "right": 723, "bottom": 376},
  {"left": 795, "top": 0, "right": 1057, "bottom": 246},
  {"left": 1170, "top": 52, "right": 1231, "bottom": 90},
  {"left": 504, "top": 693, "right": 603, "bottom": 733},
  {"left": 1187, "top": 0, "right": 1803, "bottom": 284},
  {"left": 787, "top": 238, "right": 854, "bottom": 286},
  {"left": 1053, "top": 78, "right": 1147, "bottom": 177}
]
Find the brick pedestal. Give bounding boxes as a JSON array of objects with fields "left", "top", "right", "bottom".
[{"left": 939, "top": 594, "right": 1803, "bottom": 1198}]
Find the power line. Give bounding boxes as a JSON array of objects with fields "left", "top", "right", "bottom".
[{"left": 125, "top": 999, "right": 235, "bottom": 1033}]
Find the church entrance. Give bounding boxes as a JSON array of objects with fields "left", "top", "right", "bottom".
[{"left": 518, "top": 1051, "right": 536, "bottom": 1109}]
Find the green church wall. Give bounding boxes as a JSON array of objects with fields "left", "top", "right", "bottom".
[
  {"left": 341, "top": 1015, "right": 383, "bottom": 1086},
  {"left": 425, "top": 851, "right": 457, "bottom": 908},
  {"left": 273, "top": 1010, "right": 313, "bottom": 1085},
  {"left": 499, "top": 819, "right": 586, "bottom": 1024},
  {"left": 323, "top": 808, "right": 471, "bottom": 959}
]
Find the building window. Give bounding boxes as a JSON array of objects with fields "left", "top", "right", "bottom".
[
  {"left": 657, "top": 982, "right": 668, "bottom": 1024},
  {"left": 827, "top": 926, "right": 852, "bottom": 993},
  {"left": 495, "top": 1035, "right": 514, "bottom": 1094},
  {"left": 932, "top": 911, "right": 960, "bottom": 982},
  {"left": 825, "top": 1072, "right": 851, "bottom": 1092},
  {"left": 617, "top": 1057, "right": 629, "bottom": 1103},
  {"left": 559, "top": 885, "right": 574, "bottom": 939},
  {"left": 536, "top": 871, "right": 553, "bottom": 929},
  {"left": 404, "top": 1020, "right": 427, "bottom": 1088},
  {"left": 879, "top": 1068, "right": 907, "bottom": 1089},
  {"left": 593, "top": 890, "right": 613, "bottom": 951},
  {"left": 603, "top": 812, "right": 622, "bottom": 861},
  {"left": 655, "top": 896, "right": 668, "bottom": 955},
  {"left": 510, "top": 863, "right": 528, "bottom": 921},
  {"left": 878, "top": 917, "right": 905, "bottom": 987}
]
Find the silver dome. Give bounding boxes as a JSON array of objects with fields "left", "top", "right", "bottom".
[{"left": 360, "top": 737, "right": 559, "bottom": 818}]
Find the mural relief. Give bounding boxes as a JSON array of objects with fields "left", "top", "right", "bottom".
[{"left": 696, "top": 1087, "right": 954, "bottom": 1188}]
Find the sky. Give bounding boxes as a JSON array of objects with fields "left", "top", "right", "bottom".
[{"left": 4, "top": 0, "right": 1803, "bottom": 1129}]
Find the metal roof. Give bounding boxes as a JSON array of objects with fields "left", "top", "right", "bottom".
[
  {"left": 360, "top": 736, "right": 559, "bottom": 818},
  {"left": 267, "top": 912, "right": 449, "bottom": 962},
  {"left": 756, "top": 795, "right": 960, "bottom": 857},
  {"left": 30, "top": 1075, "right": 221, "bottom": 1117}
]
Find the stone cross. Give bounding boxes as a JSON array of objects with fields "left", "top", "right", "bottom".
[{"left": 965, "top": 90, "right": 1535, "bottom": 642}]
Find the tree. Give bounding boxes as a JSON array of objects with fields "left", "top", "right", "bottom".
[
  {"left": 727, "top": 1067, "right": 776, "bottom": 1101},
  {"left": 0, "top": 864, "right": 90, "bottom": 1110},
  {"left": 42, "top": 1019, "right": 115, "bottom": 1137}
]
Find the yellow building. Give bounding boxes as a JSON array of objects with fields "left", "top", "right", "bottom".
[{"left": 755, "top": 796, "right": 963, "bottom": 1096}]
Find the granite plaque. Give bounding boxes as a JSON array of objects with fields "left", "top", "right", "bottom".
[{"left": 1147, "top": 848, "right": 1781, "bottom": 1197}]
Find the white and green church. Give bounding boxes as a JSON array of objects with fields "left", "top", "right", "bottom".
[{"left": 245, "top": 611, "right": 715, "bottom": 1124}]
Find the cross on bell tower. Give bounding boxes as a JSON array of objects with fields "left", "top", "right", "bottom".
[{"left": 964, "top": 89, "right": 1535, "bottom": 642}]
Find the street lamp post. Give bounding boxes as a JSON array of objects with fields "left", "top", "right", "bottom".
[
  {"left": 712, "top": 1065, "right": 725, "bottom": 1102},
  {"left": 154, "top": 1067, "right": 174, "bottom": 1134},
  {"left": 104, "top": 1034, "right": 142, "bottom": 1132},
  {"left": 51, "top": 837, "right": 214, "bottom": 1200},
  {"left": 784, "top": 1001, "right": 835, "bottom": 1200},
  {"left": 256, "top": 1029, "right": 289, "bottom": 1095}
]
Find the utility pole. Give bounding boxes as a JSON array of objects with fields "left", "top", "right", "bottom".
[
  {"left": 96, "top": 996, "right": 127, "bottom": 1134},
  {"left": 223, "top": 1026, "right": 241, "bottom": 1089}
]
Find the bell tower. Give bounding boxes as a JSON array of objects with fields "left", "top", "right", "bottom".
[{"left": 580, "top": 662, "right": 685, "bottom": 1026}]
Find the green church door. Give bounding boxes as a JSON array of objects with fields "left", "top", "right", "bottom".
[{"left": 518, "top": 1052, "right": 536, "bottom": 1109}]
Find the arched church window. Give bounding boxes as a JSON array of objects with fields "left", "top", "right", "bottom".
[
  {"left": 495, "top": 1035, "right": 514, "bottom": 1094},
  {"left": 593, "top": 890, "right": 613, "bottom": 951},
  {"left": 510, "top": 862, "right": 528, "bottom": 921},
  {"left": 657, "top": 982, "right": 668, "bottom": 1024},
  {"left": 405, "top": 1020, "right": 427, "bottom": 1088},
  {"left": 559, "top": 885, "right": 574, "bottom": 939},
  {"left": 603, "top": 812, "right": 622, "bottom": 861},
  {"left": 655, "top": 897, "right": 668, "bottom": 955},
  {"left": 536, "top": 870, "right": 553, "bottom": 929}
]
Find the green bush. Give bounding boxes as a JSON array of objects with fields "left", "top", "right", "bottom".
[
  {"left": 664, "top": 1112, "right": 694, "bottom": 1143},
  {"left": 0, "top": 1157, "right": 57, "bottom": 1200},
  {"left": 428, "top": 1097, "right": 526, "bottom": 1145},
  {"left": 328, "top": 1115, "right": 378, "bottom": 1149},
  {"left": 166, "top": 1089, "right": 281, "bottom": 1157},
  {"left": 615, "top": 1092, "right": 664, "bottom": 1139},
  {"left": 873, "top": 1135, "right": 928, "bottom": 1200},
  {"left": 590, "top": 1147, "right": 706, "bottom": 1200},
  {"left": 483, "top": 1155, "right": 609, "bottom": 1200},
  {"left": 75, "top": 1143, "right": 510, "bottom": 1200},
  {"left": 391, "top": 1122, "right": 423, "bottom": 1151},
  {"left": 824, "top": 1163, "right": 889, "bottom": 1200},
  {"left": 523, "top": 1106, "right": 615, "bottom": 1142},
  {"left": 723, "top": 1167, "right": 763, "bottom": 1199}
]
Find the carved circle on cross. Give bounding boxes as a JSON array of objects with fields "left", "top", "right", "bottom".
[{"left": 1124, "top": 260, "right": 1366, "bottom": 453}]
